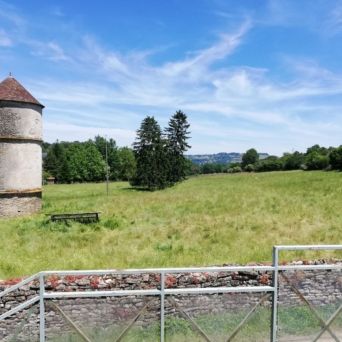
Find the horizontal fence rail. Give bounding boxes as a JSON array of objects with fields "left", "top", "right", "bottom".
[{"left": 0, "top": 244, "right": 341, "bottom": 342}]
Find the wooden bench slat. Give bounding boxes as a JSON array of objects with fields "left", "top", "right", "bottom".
[{"left": 51, "top": 212, "right": 100, "bottom": 223}]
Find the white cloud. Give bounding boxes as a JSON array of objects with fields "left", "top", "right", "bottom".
[
  {"left": 0, "top": 1, "right": 25, "bottom": 28},
  {"left": 46, "top": 42, "right": 70, "bottom": 61},
  {"left": 3, "top": 1, "right": 341, "bottom": 154},
  {"left": 324, "top": 1, "right": 342, "bottom": 35},
  {"left": 31, "top": 24, "right": 342, "bottom": 154},
  {"left": 82, "top": 36, "right": 131, "bottom": 76},
  {"left": 160, "top": 21, "right": 251, "bottom": 79},
  {"left": 0, "top": 29, "right": 12, "bottom": 46},
  {"left": 30, "top": 41, "right": 71, "bottom": 62},
  {"left": 44, "top": 122, "right": 135, "bottom": 146}
]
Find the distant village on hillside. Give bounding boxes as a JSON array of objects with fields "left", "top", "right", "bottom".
[{"left": 187, "top": 152, "right": 269, "bottom": 165}]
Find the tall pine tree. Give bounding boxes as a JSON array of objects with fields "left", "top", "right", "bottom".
[
  {"left": 131, "top": 116, "right": 169, "bottom": 190},
  {"left": 165, "top": 110, "right": 191, "bottom": 183}
]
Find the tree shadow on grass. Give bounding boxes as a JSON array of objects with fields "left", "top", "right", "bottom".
[{"left": 121, "top": 186, "right": 155, "bottom": 192}]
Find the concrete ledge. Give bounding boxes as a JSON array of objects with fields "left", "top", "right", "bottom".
[
  {"left": 0, "top": 190, "right": 42, "bottom": 198},
  {"left": 0, "top": 137, "right": 43, "bottom": 143}
]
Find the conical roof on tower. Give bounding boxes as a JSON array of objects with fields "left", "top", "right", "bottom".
[{"left": 0, "top": 75, "right": 44, "bottom": 108}]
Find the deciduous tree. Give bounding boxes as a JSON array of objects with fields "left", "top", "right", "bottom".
[
  {"left": 329, "top": 146, "right": 342, "bottom": 170},
  {"left": 242, "top": 148, "right": 259, "bottom": 169},
  {"left": 117, "top": 147, "right": 136, "bottom": 181}
]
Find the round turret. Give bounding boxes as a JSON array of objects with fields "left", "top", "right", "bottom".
[{"left": 0, "top": 75, "right": 44, "bottom": 217}]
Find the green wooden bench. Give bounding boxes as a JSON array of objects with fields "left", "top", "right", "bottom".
[{"left": 51, "top": 212, "right": 100, "bottom": 223}]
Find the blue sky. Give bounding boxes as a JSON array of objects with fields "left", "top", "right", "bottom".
[{"left": 0, "top": 0, "right": 341, "bottom": 155}]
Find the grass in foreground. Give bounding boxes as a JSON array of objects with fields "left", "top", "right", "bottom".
[
  {"left": 0, "top": 171, "right": 341, "bottom": 278},
  {"left": 46, "top": 305, "right": 342, "bottom": 342}
]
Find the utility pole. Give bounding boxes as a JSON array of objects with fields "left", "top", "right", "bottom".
[{"left": 105, "top": 135, "right": 109, "bottom": 196}]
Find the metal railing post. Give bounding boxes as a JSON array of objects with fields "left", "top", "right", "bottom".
[
  {"left": 39, "top": 273, "right": 45, "bottom": 342},
  {"left": 271, "top": 246, "right": 279, "bottom": 342},
  {"left": 160, "top": 271, "right": 165, "bottom": 342}
]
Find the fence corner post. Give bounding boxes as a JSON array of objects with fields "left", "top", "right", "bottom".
[
  {"left": 39, "top": 273, "right": 45, "bottom": 342},
  {"left": 271, "top": 246, "right": 279, "bottom": 342},
  {"left": 160, "top": 271, "right": 165, "bottom": 342}
]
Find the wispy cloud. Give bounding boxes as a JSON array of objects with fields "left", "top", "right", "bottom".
[
  {"left": 248, "top": 0, "right": 342, "bottom": 38},
  {"left": 1, "top": 1, "right": 342, "bottom": 154},
  {"left": 44, "top": 122, "right": 135, "bottom": 146},
  {"left": 50, "top": 6, "right": 65, "bottom": 17},
  {"left": 0, "top": 29, "right": 12, "bottom": 46},
  {"left": 30, "top": 41, "right": 71, "bottom": 62},
  {"left": 324, "top": 1, "right": 342, "bottom": 35},
  {"left": 81, "top": 35, "right": 132, "bottom": 77},
  {"left": 0, "top": 1, "right": 25, "bottom": 27},
  {"left": 160, "top": 20, "right": 251, "bottom": 78},
  {"left": 46, "top": 42, "right": 70, "bottom": 61},
  {"left": 30, "top": 22, "right": 342, "bottom": 153}
]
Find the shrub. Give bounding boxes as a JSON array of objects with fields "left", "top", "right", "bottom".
[
  {"left": 255, "top": 156, "right": 282, "bottom": 172},
  {"left": 282, "top": 152, "right": 305, "bottom": 170},
  {"left": 227, "top": 166, "right": 242, "bottom": 173},
  {"left": 244, "top": 164, "right": 255, "bottom": 172},
  {"left": 305, "top": 151, "right": 329, "bottom": 170},
  {"left": 201, "top": 163, "right": 226, "bottom": 174},
  {"left": 329, "top": 146, "right": 342, "bottom": 170}
]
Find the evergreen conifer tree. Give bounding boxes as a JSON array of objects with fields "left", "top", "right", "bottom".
[
  {"left": 165, "top": 110, "right": 191, "bottom": 183},
  {"left": 131, "top": 116, "right": 169, "bottom": 190}
]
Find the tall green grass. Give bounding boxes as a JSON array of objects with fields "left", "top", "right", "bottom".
[
  {"left": 0, "top": 171, "right": 341, "bottom": 279},
  {"left": 47, "top": 305, "right": 342, "bottom": 342}
]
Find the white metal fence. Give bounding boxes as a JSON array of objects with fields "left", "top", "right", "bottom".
[{"left": 1, "top": 245, "right": 341, "bottom": 341}]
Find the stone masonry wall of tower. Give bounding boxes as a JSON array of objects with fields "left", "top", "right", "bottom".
[{"left": 0, "top": 76, "right": 44, "bottom": 217}]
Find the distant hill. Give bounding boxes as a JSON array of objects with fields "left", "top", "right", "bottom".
[{"left": 186, "top": 152, "right": 269, "bottom": 165}]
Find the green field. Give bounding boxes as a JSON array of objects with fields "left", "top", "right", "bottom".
[{"left": 0, "top": 171, "right": 341, "bottom": 279}]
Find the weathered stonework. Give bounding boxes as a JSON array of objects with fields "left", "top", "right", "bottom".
[
  {"left": 0, "top": 260, "right": 341, "bottom": 341},
  {"left": 0, "top": 142, "right": 42, "bottom": 193},
  {"left": 0, "top": 193, "right": 41, "bottom": 217},
  {"left": 0, "top": 78, "right": 44, "bottom": 217},
  {"left": 0, "top": 102, "right": 42, "bottom": 141}
]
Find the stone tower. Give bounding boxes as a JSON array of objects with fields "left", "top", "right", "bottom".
[{"left": 0, "top": 75, "right": 44, "bottom": 217}]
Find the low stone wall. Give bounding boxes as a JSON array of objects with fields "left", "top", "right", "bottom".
[{"left": 0, "top": 260, "right": 341, "bottom": 341}]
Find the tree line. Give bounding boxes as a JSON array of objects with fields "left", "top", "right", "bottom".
[
  {"left": 186, "top": 144, "right": 342, "bottom": 175},
  {"left": 43, "top": 110, "right": 191, "bottom": 190},
  {"left": 43, "top": 137, "right": 136, "bottom": 183}
]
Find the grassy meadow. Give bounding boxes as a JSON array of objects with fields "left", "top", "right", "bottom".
[{"left": 0, "top": 171, "right": 341, "bottom": 279}]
